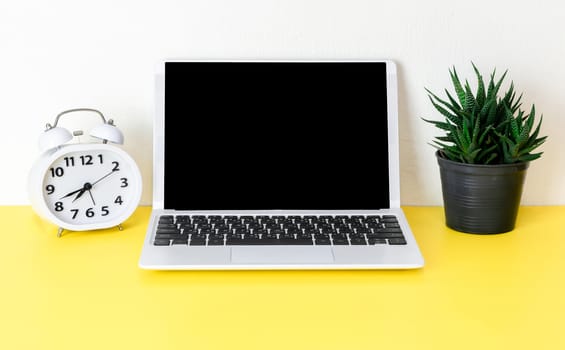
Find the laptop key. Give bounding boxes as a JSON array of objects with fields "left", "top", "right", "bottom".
[
  {"left": 192, "top": 216, "right": 207, "bottom": 223},
  {"left": 350, "top": 237, "right": 367, "bottom": 245},
  {"left": 208, "top": 238, "right": 225, "bottom": 245},
  {"left": 208, "top": 216, "right": 223, "bottom": 224},
  {"left": 332, "top": 237, "right": 349, "bottom": 245},
  {"left": 375, "top": 227, "right": 403, "bottom": 234},
  {"left": 157, "top": 223, "right": 177, "bottom": 229},
  {"left": 227, "top": 238, "right": 262, "bottom": 245},
  {"left": 172, "top": 238, "right": 188, "bottom": 245},
  {"left": 156, "top": 228, "right": 181, "bottom": 234},
  {"left": 388, "top": 238, "right": 407, "bottom": 245},
  {"left": 225, "top": 216, "right": 240, "bottom": 224},
  {"left": 175, "top": 215, "right": 190, "bottom": 223},
  {"left": 283, "top": 238, "right": 313, "bottom": 245},
  {"left": 154, "top": 239, "right": 171, "bottom": 246},
  {"left": 155, "top": 233, "right": 182, "bottom": 239},
  {"left": 368, "top": 238, "right": 387, "bottom": 245},
  {"left": 158, "top": 216, "right": 174, "bottom": 224},
  {"left": 385, "top": 232, "right": 405, "bottom": 238},
  {"left": 226, "top": 238, "right": 313, "bottom": 245},
  {"left": 314, "top": 237, "right": 331, "bottom": 245},
  {"left": 189, "top": 238, "right": 206, "bottom": 246},
  {"left": 382, "top": 216, "right": 399, "bottom": 223},
  {"left": 199, "top": 227, "right": 214, "bottom": 235}
]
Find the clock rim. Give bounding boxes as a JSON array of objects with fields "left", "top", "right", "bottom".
[{"left": 29, "top": 143, "right": 142, "bottom": 231}]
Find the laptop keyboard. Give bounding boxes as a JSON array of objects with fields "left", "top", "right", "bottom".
[{"left": 153, "top": 215, "right": 406, "bottom": 246}]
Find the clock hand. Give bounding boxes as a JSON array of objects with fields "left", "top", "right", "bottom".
[
  {"left": 87, "top": 189, "right": 96, "bottom": 206},
  {"left": 91, "top": 169, "right": 118, "bottom": 187},
  {"left": 72, "top": 183, "right": 91, "bottom": 203},
  {"left": 72, "top": 189, "right": 86, "bottom": 202},
  {"left": 60, "top": 187, "right": 84, "bottom": 200}
]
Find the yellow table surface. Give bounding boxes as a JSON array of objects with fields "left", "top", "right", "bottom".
[{"left": 1, "top": 206, "right": 564, "bottom": 350}]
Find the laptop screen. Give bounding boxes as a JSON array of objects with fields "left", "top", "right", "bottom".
[{"left": 163, "top": 61, "right": 390, "bottom": 210}]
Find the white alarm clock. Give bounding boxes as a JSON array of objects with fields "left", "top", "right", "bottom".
[{"left": 28, "top": 108, "right": 142, "bottom": 237}]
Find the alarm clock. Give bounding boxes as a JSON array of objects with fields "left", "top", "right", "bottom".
[{"left": 28, "top": 108, "right": 142, "bottom": 237}]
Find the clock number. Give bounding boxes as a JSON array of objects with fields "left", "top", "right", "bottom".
[
  {"left": 68, "top": 208, "right": 108, "bottom": 218},
  {"left": 80, "top": 155, "right": 93, "bottom": 165},
  {"left": 98, "top": 154, "right": 104, "bottom": 164},
  {"left": 50, "top": 167, "right": 64, "bottom": 177},
  {"left": 45, "top": 184, "right": 55, "bottom": 195},
  {"left": 112, "top": 161, "right": 120, "bottom": 171},
  {"left": 54, "top": 202, "right": 64, "bottom": 212},
  {"left": 114, "top": 196, "right": 123, "bottom": 205},
  {"left": 64, "top": 157, "right": 75, "bottom": 167},
  {"left": 120, "top": 178, "right": 128, "bottom": 188}
]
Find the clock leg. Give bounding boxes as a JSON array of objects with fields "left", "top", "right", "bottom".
[
  {"left": 118, "top": 224, "right": 123, "bottom": 231},
  {"left": 57, "top": 227, "right": 64, "bottom": 238}
]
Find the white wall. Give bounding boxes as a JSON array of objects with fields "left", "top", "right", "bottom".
[{"left": 1, "top": 0, "right": 563, "bottom": 206}]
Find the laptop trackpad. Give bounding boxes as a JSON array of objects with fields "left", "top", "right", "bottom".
[{"left": 231, "top": 246, "right": 334, "bottom": 264}]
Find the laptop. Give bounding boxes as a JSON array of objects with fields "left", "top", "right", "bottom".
[{"left": 138, "top": 59, "right": 424, "bottom": 270}]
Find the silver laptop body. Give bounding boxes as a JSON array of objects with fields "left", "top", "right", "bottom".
[{"left": 139, "top": 59, "right": 424, "bottom": 270}]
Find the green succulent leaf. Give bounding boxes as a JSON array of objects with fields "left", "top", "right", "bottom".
[
  {"left": 472, "top": 62, "right": 486, "bottom": 107},
  {"left": 449, "top": 67, "right": 466, "bottom": 107},
  {"left": 464, "top": 81, "right": 476, "bottom": 112},
  {"left": 422, "top": 118, "right": 452, "bottom": 131},
  {"left": 445, "top": 89, "right": 462, "bottom": 111}
]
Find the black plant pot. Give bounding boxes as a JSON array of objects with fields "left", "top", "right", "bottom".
[{"left": 436, "top": 151, "right": 529, "bottom": 234}]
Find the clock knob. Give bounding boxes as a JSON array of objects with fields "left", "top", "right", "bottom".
[
  {"left": 90, "top": 120, "right": 124, "bottom": 144},
  {"left": 38, "top": 126, "right": 73, "bottom": 152}
]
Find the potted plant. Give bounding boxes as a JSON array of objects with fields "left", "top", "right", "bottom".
[{"left": 423, "top": 63, "right": 547, "bottom": 234}]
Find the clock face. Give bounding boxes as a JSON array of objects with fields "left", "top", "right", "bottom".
[{"left": 41, "top": 147, "right": 140, "bottom": 226}]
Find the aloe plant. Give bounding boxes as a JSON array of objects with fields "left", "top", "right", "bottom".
[{"left": 423, "top": 64, "right": 546, "bottom": 164}]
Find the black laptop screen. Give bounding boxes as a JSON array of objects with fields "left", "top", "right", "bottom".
[{"left": 163, "top": 61, "right": 390, "bottom": 210}]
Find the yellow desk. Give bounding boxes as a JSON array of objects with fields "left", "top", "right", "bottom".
[{"left": 1, "top": 206, "right": 564, "bottom": 350}]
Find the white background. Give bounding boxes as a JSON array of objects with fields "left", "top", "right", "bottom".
[{"left": 1, "top": 0, "right": 563, "bottom": 206}]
